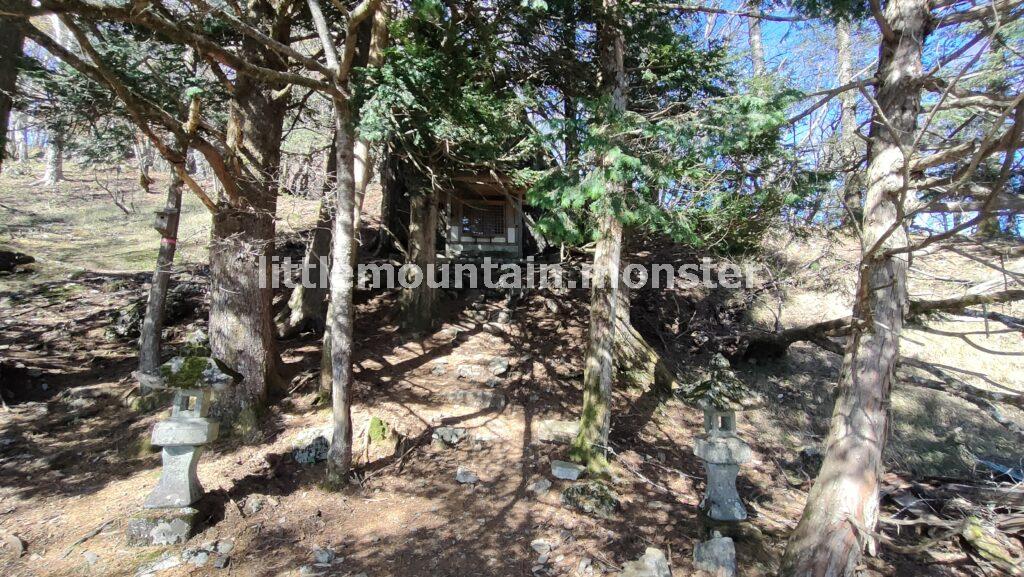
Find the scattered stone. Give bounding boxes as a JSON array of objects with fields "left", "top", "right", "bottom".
[
  {"left": 430, "top": 362, "right": 447, "bottom": 376},
  {"left": 242, "top": 495, "right": 266, "bottom": 517},
  {"left": 312, "top": 548, "right": 335, "bottom": 564},
  {"left": 693, "top": 532, "right": 735, "bottom": 577},
  {"left": 187, "top": 550, "right": 210, "bottom": 567},
  {"left": 443, "top": 389, "right": 506, "bottom": 410},
  {"left": 216, "top": 539, "right": 234, "bottom": 555},
  {"left": 433, "top": 426, "right": 468, "bottom": 447},
  {"left": 530, "top": 538, "right": 552, "bottom": 555},
  {"left": 550, "top": 460, "right": 585, "bottom": 480},
  {"left": 532, "top": 420, "right": 579, "bottom": 444},
  {"left": 455, "top": 466, "right": 479, "bottom": 484},
  {"left": 82, "top": 551, "right": 99, "bottom": 566},
  {"left": 495, "top": 310, "right": 512, "bottom": 324},
  {"left": 561, "top": 482, "right": 619, "bottom": 519},
  {"left": 527, "top": 478, "right": 553, "bottom": 495},
  {"left": 456, "top": 365, "right": 483, "bottom": 380},
  {"left": 488, "top": 357, "right": 510, "bottom": 376},
  {"left": 126, "top": 508, "right": 198, "bottom": 546},
  {"left": 544, "top": 299, "right": 560, "bottom": 314},
  {"left": 299, "top": 564, "right": 325, "bottom": 577},
  {"left": 619, "top": 547, "right": 671, "bottom": 577}
]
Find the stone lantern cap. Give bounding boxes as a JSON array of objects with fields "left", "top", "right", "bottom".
[{"left": 683, "top": 354, "right": 764, "bottom": 412}]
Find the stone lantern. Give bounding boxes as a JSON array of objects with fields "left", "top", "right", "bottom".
[
  {"left": 128, "top": 357, "right": 228, "bottom": 546},
  {"left": 687, "top": 354, "right": 759, "bottom": 522}
]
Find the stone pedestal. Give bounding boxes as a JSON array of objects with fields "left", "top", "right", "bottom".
[
  {"left": 694, "top": 407, "right": 751, "bottom": 522},
  {"left": 127, "top": 507, "right": 199, "bottom": 546},
  {"left": 130, "top": 387, "right": 218, "bottom": 545}
]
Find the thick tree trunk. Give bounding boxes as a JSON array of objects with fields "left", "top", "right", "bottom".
[
  {"left": 401, "top": 189, "right": 437, "bottom": 333},
  {"left": 837, "top": 19, "right": 863, "bottom": 225},
  {"left": 780, "top": 2, "right": 929, "bottom": 575},
  {"left": 207, "top": 32, "right": 288, "bottom": 423},
  {"left": 276, "top": 140, "right": 337, "bottom": 338},
  {"left": 747, "top": 1, "right": 765, "bottom": 76},
  {"left": 326, "top": 102, "right": 358, "bottom": 485},
  {"left": 43, "top": 130, "right": 63, "bottom": 185},
  {"left": 570, "top": 0, "right": 628, "bottom": 477},
  {"left": 0, "top": 19, "right": 21, "bottom": 174},
  {"left": 138, "top": 164, "right": 185, "bottom": 378}
]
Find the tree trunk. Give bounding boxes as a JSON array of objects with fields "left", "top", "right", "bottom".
[
  {"left": 401, "top": 189, "right": 438, "bottom": 333},
  {"left": 276, "top": 140, "right": 337, "bottom": 339},
  {"left": 43, "top": 130, "right": 63, "bottom": 185},
  {"left": 780, "top": 1, "right": 929, "bottom": 575},
  {"left": 0, "top": 19, "right": 21, "bottom": 174},
  {"left": 747, "top": 1, "right": 765, "bottom": 76},
  {"left": 326, "top": 101, "right": 358, "bottom": 485},
  {"left": 571, "top": 211, "right": 623, "bottom": 475},
  {"left": 837, "top": 19, "right": 863, "bottom": 225},
  {"left": 15, "top": 114, "right": 28, "bottom": 163},
  {"left": 571, "top": 0, "right": 627, "bottom": 477},
  {"left": 207, "top": 34, "right": 288, "bottom": 423},
  {"left": 138, "top": 165, "right": 185, "bottom": 378}
]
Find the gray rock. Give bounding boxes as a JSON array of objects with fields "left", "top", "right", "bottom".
[
  {"left": 455, "top": 466, "right": 479, "bottom": 484},
  {"left": 488, "top": 358, "right": 510, "bottom": 376},
  {"left": 693, "top": 533, "right": 735, "bottom": 577},
  {"left": 530, "top": 538, "right": 552, "bottom": 555},
  {"left": 293, "top": 434, "right": 330, "bottom": 465},
  {"left": 443, "top": 389, "right": 506, "bottom": 410},
  {"left": 312, "top": 548, "right": 335, "bottom": 564},
  {"left": 531, "top": 420, "right": 579, "bottom": 444},
  {"left": 550, "top": 460, "right": 585, "bottom": 480},
  {"left": 431, "top": 362, "right": 447, "bottom": 376},
  {"left": 216, "top": 539, "right": 235, "bottom": 554},
  {"left": 528, "top": 478, "right": 553, "bottom": 495},
  {"left": 619, "top": 547, "right": 671, "bottom": 577},
  {"left": 242, "top": 495, "right": 266, "bottom": 516},
  {"left": 433, "top": 427, "right": 468, "bottom": 447},
  {"left": 188, "top": 551, "right": 210, "bottom": 567},
  {"left": 82, "top": 551, "right": 99, "bottom": 566}
]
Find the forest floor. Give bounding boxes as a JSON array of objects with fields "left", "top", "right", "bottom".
[{"left": 1, "top": 167, "right": 1022, "bottom": 577}]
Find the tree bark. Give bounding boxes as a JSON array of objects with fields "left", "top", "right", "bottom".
[
  {"left": 43, "top": 130, "right": 63, "bottom": 185},
  {"left": 326, "top": 101, "right": 358, "bottom": 485},
  {"left": 207, "top": 28, "right": 289, "bottom": 422},
  {"left": 780, "top": 1, "right": 930, "bottom": 575},
  {"left": 0, "top": 19, "right": 22, "bottom": 174},
  {"left": 747, "top": 1, "right": 765, "bottom": 76},
  {"left": 401, "top": 189, "right": 437, "bottom": 333},
  {"left": 837, "top": 19, "right": 863, "bottom": 226},
  {"left": 138, "top": 160, "right": 185, "bottom": 378},
  {"left": 571, "top": 0, "right": 627, "bottom": 477}
]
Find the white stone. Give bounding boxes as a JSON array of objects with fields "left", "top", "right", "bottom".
[
  {"left": 619, "top": 547, "right": 670, "bottom": 577},
  {"left": 550, "top": 460, "right": 585, "bottom": 480},
  {"left": 527, "top": 478, "right": 552, "bottom": 495}
]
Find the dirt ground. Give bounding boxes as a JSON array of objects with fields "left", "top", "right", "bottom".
[{"left": 1, "top": 168, "right": 1022, "bottom": 577}]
